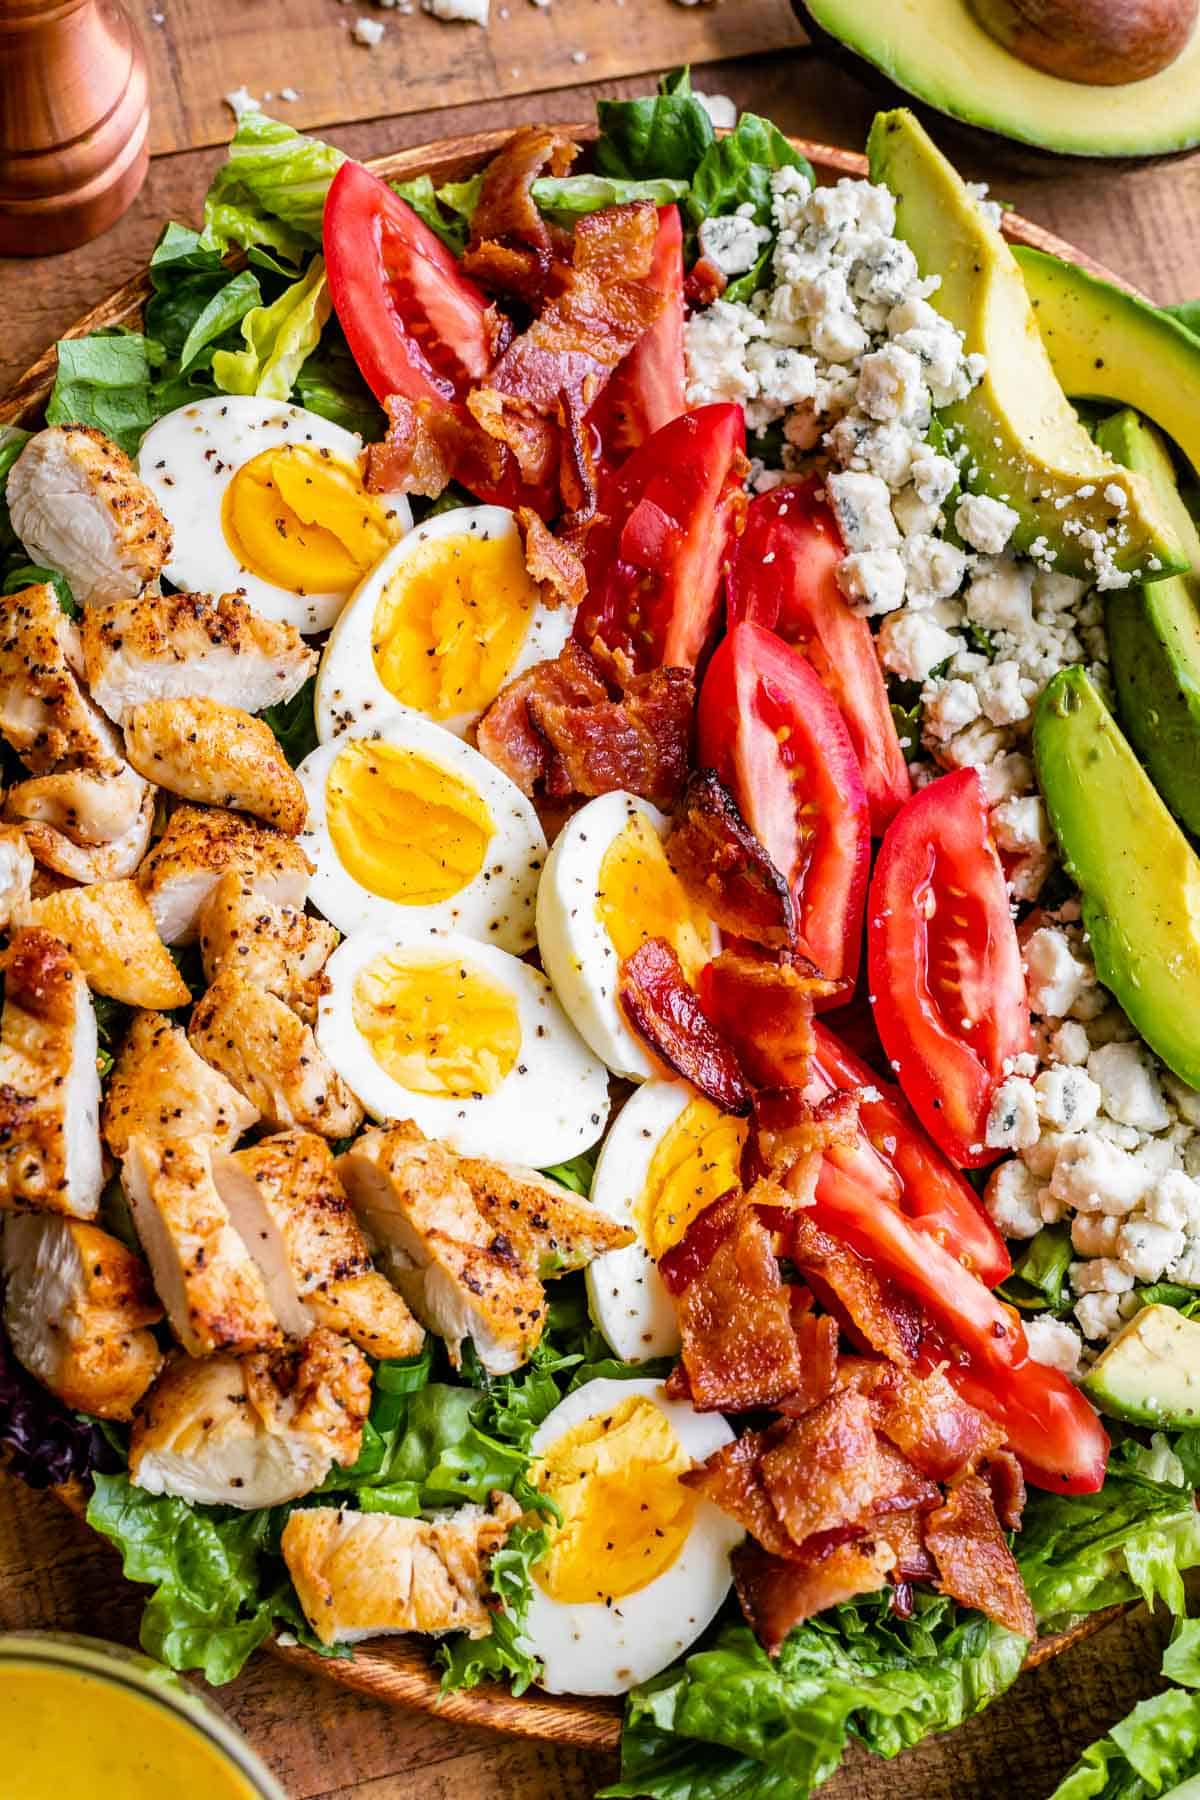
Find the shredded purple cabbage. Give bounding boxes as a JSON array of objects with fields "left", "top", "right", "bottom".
[{"left": 0, "top": 1323, "right": 119, "bottom": 1488}]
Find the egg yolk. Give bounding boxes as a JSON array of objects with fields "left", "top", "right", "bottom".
[
  {"left": 326, "top": 741, "right": 494, "bottom": 905},
  {"left": 222, "top": 444, "right": 396, "bottom": 594},
  {"left": 352, "top": 951, "right": 520, "bottom": 1098},
  {"left": 596, "top": 813, "right": 712, "bottom": 982},
  {"left": 533, "top": 1395, "right": 696, "bottom": 1605},
  {"left": 638, "top": 1099, "right": 748, "bottom": 1261},
  {"left": 371, "top": 527, "right": 537, "bottom": 720}
]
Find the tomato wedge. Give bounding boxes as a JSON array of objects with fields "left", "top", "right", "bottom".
[
  {"left": 697, "top": 622, "right": 870, "bottom": 990},
  {"left": 324, "top": 161, "right": 498, "bottom": 405},
  {"left": 588, "top": 204, "right": 685, "bottom": 468},
  {"left": 868, "top": 767, "right": 1032, "bottom": 1169},
  {"left": 574, "top": 403, "right": 746, "bottom": 672},
  {"left": 727, "top": 480, "right": 911, "bottom": 835},
  {"left": 811, "top": 1022, "right": 1011, "bottom": 1286}
]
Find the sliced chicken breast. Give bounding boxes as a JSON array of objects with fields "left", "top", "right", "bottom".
[
  {"left": 0, "top": 929, "right": 102, "bottom": 1219},
  {"left": 102, "top": 1009, "right": 259, "bottom": 1159},
  {"left": 124, "top": 698, "right": 306, "bottom": 835},
  {"left": 0, "top": 580, "right": 120, "bottom": 772},
  {"left": 129, "top": 1328, "right": 370, "bottom": 1509},
  {"left": 0, "top": 826, "right": 34, "bottom": 929},
  {"left": 17, "top": 777, "right": 155, "bottom": 885},
  {"left": 459, "top": 1159, "right": 633, "bottom": 1276},
  {"left": 121, "top": 1134, "right": 281, "bottom": 1356},
  {"left": 189, "top": 971, "right": 363, "bottom": 1141},
  {"left": 282, "top": 1495, "right": 522, "bottom": 1646},
  {"left": 198, "top": 871, "right": 337, "bottom": 1022},
  {"left": 5, "top": 424, "right": 170, "bottom": 608},
  {"left": 26, "top": 878, "right": 189, "bottom": 1008},
  {"left": 3, "top": 1213, "right": 163, "bottom": 1419},
  {"left": 81, "top": 590, "right": 316, "bottom": 725},
  {"left": 138, "top": 804, "right": 312, "bottom": 944},
  {"left": 212, "top": 1129, "right": 425, "bottom": 1357},
  {"left": 337, "top": 1123, "right": 548, "bottom": 1375},
  {"left": 5, "top": 759, "right": 146, "bottom": 845}
]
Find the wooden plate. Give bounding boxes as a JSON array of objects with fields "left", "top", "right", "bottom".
[{"left": 18, "top": 126, "right": 1139, "bottom": 1750}]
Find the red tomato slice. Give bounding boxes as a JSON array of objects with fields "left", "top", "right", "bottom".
[
  {"left": 697, "top": 622, "right": 870, "bottom": 990},
  {"left": 324, "top": 161, "right": 497, "bottom": 405},
  {"left": 588, "top": 204, "right": 685, "bottom": 468},
  {"left": 574, "top": 403, "right": 746, "bottom": 672},
  {"left": 867, "top": 767, "right": 1032, "bottom": 1169},
  {"left": 727, "top": 480, "right": 911, "bottom": 835},
  {"left": 811, "top": 1022, "right": 1011, "bottom": 1286},
  {"left": 809, "top": 1165, "right": 1108, "bottom": 1493}
]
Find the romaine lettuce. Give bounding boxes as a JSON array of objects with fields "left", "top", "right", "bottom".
[
  {"left": 200, "top": 111, "right": 346, "bottom": 261},
  {"left": 1047, "top": 1622, "right": 1200, "bottom": 1798},
  {"left": 212, "top": 255, "right": 331, "bottom": 401}
]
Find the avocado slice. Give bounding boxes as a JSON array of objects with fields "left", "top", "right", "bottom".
[
  {"left": 867, "top": 111, "right": 1186, "bottom": 584},
  {"left": 1095, "top": 410, "right": 1200, "bottom": 838},
  {"left": 802, "top": 0, "right": 1200, "bottom": 157},
  {"left": 1017, "top": 248, "right": 1200, "bottom": 484},
  {"left": 1081, "top": 1305, "right": 1200, "bottom": 1427},
  {"left": 1033, "top": 665, "right": 1200, "bottom": 1091}
]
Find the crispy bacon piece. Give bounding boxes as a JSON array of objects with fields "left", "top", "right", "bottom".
[
  {"left": 838, "top": 1358, "right": 1006, "bottom": 1484},
  {"left": 984, "top": 1449, "right": 1028, "bottom": 1532},
  {"left": 882, "top": 1509, "right": 937, "bottom": 1585},
  {"left": 699, "top": 949, "right": 842, "bottom": 1089},
  {"left": 923, "top": 1473, "right": 1036, "bottom": 1638},
  {"left": 758, "top": 1391, "right": 886, "bottom": 1547},
  {"left": 777, "top": 1311, "right": 839, "bottom": 1417},
  {"left": 685, "top": 256, "right": 728, "bottom": 310},
  {"left": 518, "top": 508, "right": 586, "bottom": 610},
  {"left": 477, "top": 639, "right": 607, "bottom": 798},
  {"left": 467, "top": 202, "right": 665, "bottom": 515},
  {"left": 751, "top": 1087, "right": 863, "bottom": 1202},
  {"left": 790, "top": 1214, "right": 923, "bottom": 1366},
  {"left": 682, "top": 1426, "right": 794, "bottom": 1558},
  {"left": 733, "top": 1537, "right": 894, "bottom": 1656},
  {"left": 619, "top": 937, "right": 751, "bottom": 1114},
  {"left": 461, "top": 126, "right": 578, "bottom": 303},
  {"left": 667, "top": 771, "right": 795, "bottom": 950},
  {"left": 363, "top": 394, "right": 510, "bottom": 499}
]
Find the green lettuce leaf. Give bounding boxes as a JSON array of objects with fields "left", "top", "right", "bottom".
[
  {"left": 532, "top": 173, "right": 689, "bottom": 217},
  {"left": 998, "top": 1225, "right": 1074, "bottom": 1314},
  {"left": 294, "top": 327, "right": 385, "bottom": 439},
  {"left": 1, "top": 562, "right": 76, "bottom": 616},
  {"left": 1164, "top": 1621, "right": 1200, "bottom": 1691},
  {"left": 1048, "top": 1623, "right": 1200, "bottom": 1798},
  {"left": 0, "top": 425, "right": 30, "bottom": 550},
  {"left": 595, "top": 67, "right": 715, "bottom": 183},
  {"left": 261, "top": 674, "right": 318, "bottom": 767},
  {"left": 145, "top": 224, "right": 262, "bottom": 373},
  {"left": 201, "top": 111, "right": 347, "bottom": 261},
  {"left": 438, "top": 1521, "right": 549, "bottom": 1695},
  {"left": 212, "top": 255, "right": 331, "bottom": 401},
  {"left": 391, "top": 171, "right": 484, "bottom": 255},
  {"left": 687, "top": 114, "right": 812, "bottom": 229},
  {"left": 45, "top": 334, "right": 159, "bottom": 455}
]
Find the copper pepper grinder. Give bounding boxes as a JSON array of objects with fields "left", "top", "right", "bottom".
[{"left": 0, "top": 0, "right": 150, "bottom": 256}]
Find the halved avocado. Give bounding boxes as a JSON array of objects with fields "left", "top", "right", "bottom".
[
  {"left": 867, "top": 111, "right": 1187, "bottom": 581},
  {"left": 1016, "top": 247, "right": 1200, "bottom": 479},
  {"left": 1082, "top": 1304, "right": 1200, "bottom": 1427},
  {"left": 1034, "top": 665, "right": 1200, "bottom": 1091},
  {"left": 1097, "top": 409, "right": 1200, "bottom": 837},
  {"left": 802, "top": 0, "right": 1200, "bottom": 157}
]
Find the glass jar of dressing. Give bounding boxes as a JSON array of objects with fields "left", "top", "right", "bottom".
[{"left": 1, "top": 1632, "right": 287, "bottom": 1799}]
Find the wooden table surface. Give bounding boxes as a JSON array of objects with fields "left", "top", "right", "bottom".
[{"left": 3, "top": 3, "right": 1200, "bottom": 1794}]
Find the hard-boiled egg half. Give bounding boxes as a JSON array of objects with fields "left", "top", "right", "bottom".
[
  {"left": 137, "top": 396, "right": 411, "bottom": 633},
  {"left": 522, "top": 1377, "right": 740, "bottom": 1695},
  {"left": 587, "top": 1081, "right": 748, "bottom": 1362},
  {"left": 536, "top": 791, "right": 718, "bottom": 1082},
  {"left": 313, "top": 505, "right": 572, "bottom": 742},
  {"left": 297, "top": 708, "right": 545, "bottom": 953},
  {"left": 317, "top": 930, "right": 610, "bottom": 1164}
]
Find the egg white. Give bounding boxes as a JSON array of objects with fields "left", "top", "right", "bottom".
[
  {"left": 313, "top": 505, "right": 572, "bottom": 743},
  {"left": 137, "top": 396, "right": 412, "bottom": 634},
  {"left": 296, "top": 708, "right": 546, "bottom": 954},
  {"left": 523, "top": 1377, "right": 740, "bottom": 1696},
  {"left": 316, "top": 930, "right": 610, "bottom": 1164}
]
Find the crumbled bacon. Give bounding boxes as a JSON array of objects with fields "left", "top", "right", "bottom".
[
  {"left": 666, "top": 771, "right": 796, "bottom": 950},
  {"left": 881, "top": 1509, "right": 937, "bottom": 1585},
  {"left": 362, "top": 393, "right": 510, "bottom": 499},
  {"left": 790, "top": 1214, "right": 923, "bottom": 1366},
  {"left": 984, "top": 1449, "right": 1028, "bottom": 1532},
  {"left": 758, "top": 1391, "right": 887, "bottom": 1547},
  {"left": 682, "top": 1427, "right": 794, "bottom": 1557},
  {"left": 751, "top": 1087, "right": 863, "bottom": 1201},
  {"left": 685, "top": 255, "right": 728, "bottom": 310},
  {"left": 461, "top": 126, "right": 578, "bottom": 304},
  {"left": 619, "top": 937, "right": 751, "bottom": 1114},
  {"left": 923, "top": 1473, "right": 1036, "bottom": 1638},
  {"left": 837, "top": 1358, "right": 1006, "bottom": 1484},
  {"left": 699, "top": 949, "right": 843, "bottom": 1089},
  {"left": 733, "top": 1537, "right": 894, "bottom": 1656},
  {"left": 518, "top": 508, "right": 586, "bottom": 609},
  {"left": 776, "top": 1311, "right": 839, "bottom": 1417}
]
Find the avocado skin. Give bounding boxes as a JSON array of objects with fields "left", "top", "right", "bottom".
[
  {"left": 867, "top": 111, "right": 1186, "bottom": 583},
  {"left": 1098, "top": 410, "right": 1200, "bottom": 838},
  {"left": 1081, "top": 1305, "right": 1200, "bottom": 1427},
  {"left": 1034, "top": 666, "right": 1200, "bottom": 1092}
]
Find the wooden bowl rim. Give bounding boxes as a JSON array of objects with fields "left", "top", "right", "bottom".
[{"left": 22, "top": 121, "right": 1141, "bottom": 1751}]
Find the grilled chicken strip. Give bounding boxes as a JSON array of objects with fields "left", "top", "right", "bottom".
[
  {"left": 337, "top": 1123, "right": 549, "bottom": 1374},
  {"left": 138, "top": 804, "right": 312, "bottom": 944},
  {"left": 124, "top": 698, "right": 306, "bottom": 835},
  {"left": 130, "top": 1328, "right": 370, "bottom": 1509},
  {"left": 102, "top": 1010, "right": 259, "bottom": 1159},
  {"left": 5, "top": 425, "right": 170, "bottom": 608},
  {"left": 0, "top": 581, "right": 121, "bottom": 772},
  {"left": 0, "top": 826, "right": 34, "bottom": 929},
  {"left": 82, "top": 590, "right": 316, "bottom": 725},
  {"left": 282, "top": 1494, "right": 522, "bottom": 1646},
  {"left": 198, "top": 871, "right": 337, "bottom": 1022},
  {"left": 0, "top": 929, "right": 102, "bottom": 1219},
  {"left": 3, "top": 1213, "right": 163, "bottom": 1419},
  {"left": 17, "top": 776, "right": 155, "bottom": 885},
  {"left": 5, "top": 759, "right": 149, "bottom": 846},
  {"left": 25, "top": 878, "right": 189, "bottom": 1008},
  {"left": 121, "top": 1134, "right": 281, "bottom": 1356},
  {"left": 213, "top": 1130, "right": 425, "bottom": 1357},
  {"left": 459, "top": 1158, "right": 633, "bottom": 1276},
  {"left": 190, "top": 970, "right": 363, "bottom": 1141}
]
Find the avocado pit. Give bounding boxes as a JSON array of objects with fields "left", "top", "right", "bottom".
[{"left": 969, "top": 0, "right": 1199, "bottom": 84}]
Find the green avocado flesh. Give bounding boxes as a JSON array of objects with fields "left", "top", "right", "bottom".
[
  {"left": 1097, "top": 410, "right": 1200, "bottom": 838},
  {"left": 803, "top": 0, "right": 1200, "bottom": 156},
  {"left": 1082, "top": 1304, "right": 1200, "bottom": 1427},
  {"left": 1034, "top": 665, "right": 1200, "bottom": 1091},
  {"left": 1016, "top": 248, "right": 1200, "bottom": 484},
  {"left": 867, "top": 111, "right": 1186, "bottom": 583}
]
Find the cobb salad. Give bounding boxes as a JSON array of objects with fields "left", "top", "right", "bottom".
[{"left": 2, "top": 68, "right": 1200, "bottom": 1800}]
